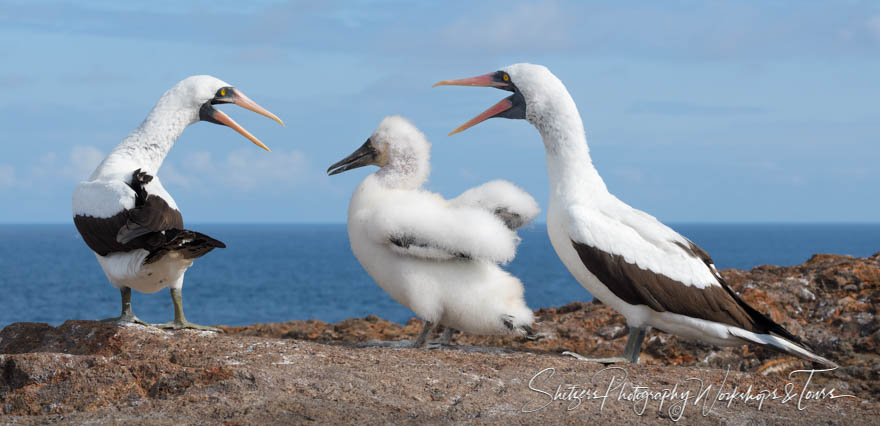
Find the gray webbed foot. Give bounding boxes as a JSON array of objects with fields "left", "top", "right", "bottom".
[
  {"left": 102, "top": 287, "right": 150, "bottom": 326},
  {"left": 359, "top": 340, "right": 414, "bottom": 348},
  {"left": 156, "top": 319, "right": 222, "bottom": 332},
  {"left": 157, "top": 287, "right": 222, "bottom": 333},
  {"left": 101, "top": 313, "right": 150, "bottom": 326},
  {"left": 562, "top": 351, "right": 628, "bottom": 364}
]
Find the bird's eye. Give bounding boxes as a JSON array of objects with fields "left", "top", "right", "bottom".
[
  {"left": 502, "top": 74, "right": 510, "bottom": 82},
  {"left": 220, "top": 88, "right": 227, "bottom": 97}
]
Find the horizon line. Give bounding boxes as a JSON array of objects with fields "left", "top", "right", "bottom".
[{"left": 2, "top": 221, "right": 880, "bottom": 226}]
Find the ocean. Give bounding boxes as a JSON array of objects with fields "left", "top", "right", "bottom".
[{"left": 0, "top": 223, "right": 878, "bottom": 328}]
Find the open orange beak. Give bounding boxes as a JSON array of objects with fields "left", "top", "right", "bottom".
[
  {"left": 445, "top": 98, "right": 514, "bottom": 136},
  {"left": 433, "top": 73, "right": 508, "bottom": 89},
  {"left": 433, "top": 72, "right": 522, "bottom": 136},
  {"left": 202, "top": 88, "right": 284, "bottom": 152}
]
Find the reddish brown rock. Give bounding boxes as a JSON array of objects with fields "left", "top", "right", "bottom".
[
  {"left": 223, "top": 252, "right": 880, "bottom": 397},
  {"left": 0, "top": 252, "right": 877, "bottom": 423}
]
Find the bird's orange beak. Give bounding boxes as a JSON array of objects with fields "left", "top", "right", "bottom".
[
  {"left": 433, "top": 73, "right": 508, "bottom": 89},
  {"left": 230, "top": 88, "right": 285, "bottom": 128},
  {"left": 446, "top": 98, "right": 514, "bottom": 136},
  {"left": 433, "top": 72, "right": 518, "bottom": 136},
  {"left": 204, "top": 88, "right": 284, "bottom": 152}
]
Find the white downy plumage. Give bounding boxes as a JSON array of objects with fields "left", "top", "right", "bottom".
[
  {"left": 436, "top": 63, "right": 836, "bottom": 366},
  {"left": 330, "top": 116, "right": 538, "bottom": 346}
]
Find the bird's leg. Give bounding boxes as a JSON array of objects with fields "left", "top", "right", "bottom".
[
  {"left": 357, "top": 320, "right": 438, "bottom": 348},
  {"left": 436, "top": 327, "right": 455, "bottom": 345},
  {"left": 622, "top": 326, "right": 648, "bottom": 364},
  {"left": 563, "top": 326, "right": 648, "bottom": 364},
  {"left": 522, "top": 324, "right": 548, "bottom": 341},
  {"left": 412, "top": 320, "right": 438, "bottom": 348},
  {"left": 155, "top": 288, "right": 222, "bottom": 332},
  {"left": 101, "top": 287, "right": 149, "bottom": 326},
  {"left": 423, "top": 326, "right": 455, "bottom": 349}
]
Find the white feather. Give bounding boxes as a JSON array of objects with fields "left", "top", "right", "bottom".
[
  {"left": 343, "top": 117, "right": 535, "bottom": 335},
  {"left": 360, "top": 177, "right": 518, "bottom": 264},
  {"left": 72, "top": 180, "right": 136, "bottom": 218},
  {"left": 451, "top": 179, "right": 540, "bottom": 228}
]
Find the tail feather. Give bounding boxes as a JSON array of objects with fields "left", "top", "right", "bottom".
[
  {"left": 144, "top": 229, "right": 226, "bottom": 264},
  {"left": 728, "top": 327, "right": 838, "bottom": 368}
]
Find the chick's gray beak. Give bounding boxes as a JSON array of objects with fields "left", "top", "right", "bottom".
[{"left": 327, "top": 138, "right": 379, "bottom": 176}]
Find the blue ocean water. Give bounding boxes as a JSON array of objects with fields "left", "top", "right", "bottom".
[{"left": 0, "top": 223, "right": 877, "bottom": 328}]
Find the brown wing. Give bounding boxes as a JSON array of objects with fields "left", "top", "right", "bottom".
[
  {"left": 570, "top": 238, "right": 803, "bottom": 345},
  {"left": 74, "top": 169, "right": 183, "bottom": 256}
]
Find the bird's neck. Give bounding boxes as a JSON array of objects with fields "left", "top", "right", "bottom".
[
  {"left": 374, "top": 151, "right": 430, "bottom": 190},
  {"left": 93, "top": 105, "right": 196, "bottom": 180},
  {"left": 536, "top": 103, "right": 609, "bottom": 206},
  {"left": 374, "top": 167, "right": 428, "bottom": 190}
]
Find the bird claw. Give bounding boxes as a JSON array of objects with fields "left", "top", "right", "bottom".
[
  {"left": 359, "top": 340, "right": 413, "bottom": 348},
  {"left": 525, "top": 332, "right": 549, "bottom": 341},
  {"left": 421, "top": 340, "right": 446, "bottom": 350},
  {"left": 101, "top": 314, "right": 150, "bottom": 327},
  {"left": 155, "top": 320, "right": 222, "bottom": 333},
  {"left": 562, "top": 351, "right": 627, "bottom": 364}
]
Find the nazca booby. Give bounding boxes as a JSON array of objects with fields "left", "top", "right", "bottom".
[
  {"left": 72, "top": 75, "right": 283, "bottom": 330},
  {"left": 435, "top": 64, "right": 837, "bottom": 367},
  {"left": 327, "top": 116, "right": 539, "bottom": 347}
]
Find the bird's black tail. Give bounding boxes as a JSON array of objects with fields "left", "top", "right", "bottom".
[{"left": 144, "top": 229, "right": 226, "bottom": 264}]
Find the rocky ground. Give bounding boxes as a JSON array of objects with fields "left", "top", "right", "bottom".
[{"left": 1, "top": 253, "right": 878, "bottom": 424}]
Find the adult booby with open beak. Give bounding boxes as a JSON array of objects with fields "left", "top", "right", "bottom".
[
  {"left": 72, "top": 75, "right": 283, "bottom": 331},
  {"left": 328, "top": 116, "right": 539, "bottom": 348},
  {"left": 435, "top": 64, "right": 836, "bottom": 367}
]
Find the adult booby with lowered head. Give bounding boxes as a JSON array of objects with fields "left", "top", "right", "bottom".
[
  {"left": 328, "top": 116, "right": 539, "bottom": 348},
  {"left": 73, "top": 75, "right": 284, "bottom": 331},
  {"left": 435, "top": 64, "right": 837, "bottom": 367}
]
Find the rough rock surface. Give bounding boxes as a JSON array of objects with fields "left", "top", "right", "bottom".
[{"left": 1, "top": 253, "right": 878, "bottom": 423}]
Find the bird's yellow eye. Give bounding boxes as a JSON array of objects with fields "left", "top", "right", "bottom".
[
  {"left": 503, "top": 74, "right": 510, "bottom": 82},
  {"left": 220, "top": 88, "right": 227, "bottom": 97}
]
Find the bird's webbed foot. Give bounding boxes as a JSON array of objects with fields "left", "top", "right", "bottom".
[
  {"left": 561, "top": 351, "right": 629, "bottom": 364},
  {"left": 101, "top": 313, "right": 150, "bottom": 326},
  {"left": 156, "top": 319, "right": 223, "bottom": 333}
]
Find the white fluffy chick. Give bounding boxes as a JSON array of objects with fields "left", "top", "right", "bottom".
[{"left": 328, "top": 115, "right": 540, "bottom": 348}]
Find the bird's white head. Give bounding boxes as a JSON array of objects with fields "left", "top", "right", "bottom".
[
  {"left": 154, "top": 75, "right": 285, "bottom": 152},
  {"left": 160, "top": 75, "right": 232, "bottom": 112},
  {"left": 433, "top": 63, "right": 582, "bottom": 143},
  {"left": 327, "top": 115, "right": 431, "bottom": 189}
]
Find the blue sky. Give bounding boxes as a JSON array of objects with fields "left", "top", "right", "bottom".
[{"left": 0, "top": 0, "right": 878, "bottom": 223}]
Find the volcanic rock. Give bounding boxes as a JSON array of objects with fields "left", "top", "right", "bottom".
[{"left": 1, "top": 253, "right": 878, "bottom": 423}]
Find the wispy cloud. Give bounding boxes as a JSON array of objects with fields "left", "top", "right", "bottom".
[
  {"left": 29, "top": 145, "right": 104, "bottom": 183},
  {"left": 162, "top": 149, "right": 320, "bottom": 192},
  {"left": 627, "top": 101, "right": 766, "bottom": 116},
  {"left": 868, "top": 15, "right": 880, "bottom": 42},
  {"left": 0, "top": 73, "right": 34, "bottom": 88},
  {"left": 0, "top": 164, "right": 15, "bottom": 187},
  {"left": 440, "top": 0, "right": 572, "bottom": 52}
]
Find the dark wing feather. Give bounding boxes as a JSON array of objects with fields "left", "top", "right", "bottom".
[
  {"left": 74, "top": 169, "right": 183, "bottom": 256},
  {"left": 389, "top": 234, "right": 471, "bottom": 260},
  {"left": 492, "top": 207, "right": 526, "bottom": 230},
  {"left": 571, "top": 238, "right": 803, "bottom": 344},
  {"left": 116, "top": 169, "right": 183, "bottom": 244}
]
